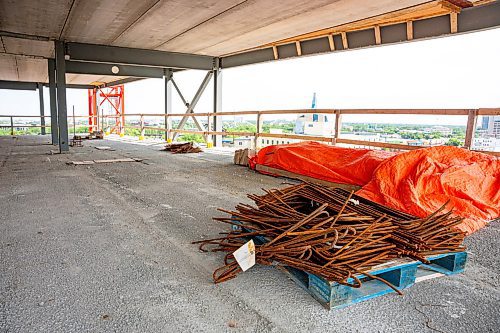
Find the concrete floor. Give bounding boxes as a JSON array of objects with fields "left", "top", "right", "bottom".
[{"left": 0, "top": 135, "right": 498, "bottom": 333}]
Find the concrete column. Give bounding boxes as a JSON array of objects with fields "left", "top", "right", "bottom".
[
  {"left": 164, "top": 69, "right": 173, "bottom": 142},
  {"left": 213, "top": 59, "right": 222, "bottom": 147},
  {"left": 37, "top": 83, "right": 46, "bottom": 135},
  {"left": 48, "top": 59, "right": 58, "bottom": 145},
  {"left": 55, "top": 41, "right": 69, "bottom": 152}
]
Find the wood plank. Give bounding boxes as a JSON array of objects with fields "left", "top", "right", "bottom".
[
  {"left": 255, "top": 164, "right": 361, "bottom": 192},
  {"left": 407, "top": 21, "right": 414, "bottom": 40},
  {"left": 336, "top": 138, "right": 423, "bottom": 150},
  {"left": 327, "top": 34, "right": 335, "bottom": 51},
  {"left": 477, "top": 108, "right": 500, "bottom": 115},
  {"left": 272, "top": 45, "right": 279, "bottom": 60},
  {"left": 295, "top": 41, "right": 302, "bottom": 56},
  {"left": 341, "top": 32, "right": 349, "bottom": 49},
  {"left": 450, "top": 12, "right": 458, "bottom": 33},
  {"left": 258, "top": 132, "right": 334, "bottom": 142},
  {"left": 119, "top": 108, "right": 473, "bottom": 118},
  {"left": 374, "top": 25, "right": 381, "bottom": 45},
  {"left": 334, "top": 111, "right": 342, "bottom": 140},
  {"left": 464, "top": 109, "right": 477, "bottom": 149},
  {"left": 256, "top": 1, "right": 455, "bottom": 48},
  {"left": 339, "top": 109, "right": 469, "bottom": 115}
]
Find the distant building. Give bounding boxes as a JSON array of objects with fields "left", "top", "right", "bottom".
[
  {"left": 472, "top": 137, "right": 500, "bottom": 152},
  {"left": 481, "top": 116, "right": 490, "bottom": 130},
  {"left": 233, "top": 136, "right": 253, "bottom": 149},
  {"left": 423, "top": 126, "right": 452, "bottom": 136},
  {"left": 482, "top": 116, "right": 500, "bottom": 138},
  {"left": 294, "top": 113, "right": 334, "bottom": 136}
]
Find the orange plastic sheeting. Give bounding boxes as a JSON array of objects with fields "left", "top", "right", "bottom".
[
  {"left": 249, "top": 141, "right": 396, "bottom": 186},
  {"left": 357, "top": 146, "right": 500, "bottom": 235}
]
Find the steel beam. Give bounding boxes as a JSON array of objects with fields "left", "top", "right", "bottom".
[
  {"left": 100, "top": 77, "right": 144, "bottom": 88},
  {"left": 0, "top": 80, "right": 37, "bottom": 90},
  {"left": 48, "top": 59, "right": 58, "bottom": 145},
  {"left": 55, "top": 41, "right": 69, "bottom": 152},
  {"left": 164, "top": 69, "right": 173, "bottom": 142},
  {"left": 37, "top": 83, "right": 46, "bottom": 135},
  {"left": 66, "top": 61, "right": 164, "bottom": 78},
  {"left": 213, "top": 59, "right": 223, "bottom": 147},
  {"left": 221, "top": 1, "right": 500, "bottom": 68},
  {"left": 66, "top": 42, "right": 214, "bottom": 70},
  {"left": 43, "top": 83, "right": 96, "bottom": 89},
  {"left": 174, "top": 71, "right": 213, "bottom": 140}
]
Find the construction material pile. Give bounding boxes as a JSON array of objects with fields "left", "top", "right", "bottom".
[
  {"left": 163, "top": 142, "right": 202, "bottom": 154},
  {"left": 195, "top": 182, "right": 465, "bottom": 290}
]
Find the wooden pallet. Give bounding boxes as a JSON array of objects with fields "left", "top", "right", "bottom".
[
  {"left": 255, "top": 164, "right": 361, "bottom": 192},
  {"left": 278, "top": 251, "right": 467, "bottom": 310},
  {"left": 233, "top": 220, "right": 467, "bottom": 310}
]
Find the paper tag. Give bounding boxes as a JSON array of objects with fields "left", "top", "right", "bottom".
[{"left": 233, "top": 240, "right": 256, "bottom": 272}]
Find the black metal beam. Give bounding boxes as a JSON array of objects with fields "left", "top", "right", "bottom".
[
  {"left": 66, "top": 42, "right": 215, "bottom": 70},
  {"left": 0, "top": 80, "right": 37, "bottom": 90},
  {"left": 48, "top": 59, "right": 58, "bottom": 145},
  {"left": 42, "top": 83, "right": 96, "bottom": 89},
  {"left": 66, "top": 61, "right": 165, "bottom": 78},
  {"left": 37, "top": 83, "right": 46, "bottom": 135},
  {"left": 99, "top": 77, "right": 144, "bottom": 88},
  {"left": 55, "top": 41, "right": 69, "bottom": 152},
  {"left": 221, "top": 1, "right": 500, "bottom": 68}
]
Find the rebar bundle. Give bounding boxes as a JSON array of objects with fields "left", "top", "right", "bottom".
[{"left": 195, "top": 182, "right": 465, "bottom": 290}]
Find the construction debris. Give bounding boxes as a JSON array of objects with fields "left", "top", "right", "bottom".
[
  {"left": 70, "top": 136, "right": 83, "bottom": 147},
  {"left": 194, "top": 182, "right": 465, "bottom": 290},
  {"left": 163, "top": 142, "right": 202, "bottom": 154},
  {"left": 66, "top": 158, "right": 143, "bottom": 165},
  {"left": 234, "top": 148, "right": 255, "bottom": 166},
  {"left": 94, "top": 146, "right": 114, "bottom": 151}
]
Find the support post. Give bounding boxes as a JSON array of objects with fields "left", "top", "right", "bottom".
[
  {"left": 334, "top": 110, "right": 342, "bottom": 145},
  {"left": 48, "top": 59, "right": 58, "bottom": 145},
  {"left": 10, "top": 116, "right": 14, "bottom": 136},
  {"left": 464, "top": 109, "right": 477, "bottom": 149},
  {"left": 55, "top": 41, "right": 69, "bottom": 152},
  {"left": 164, "top": 69, "right": 173, "bottom": 142},
  {"left": 255, "top": 113, "right": 263, "bottom": 150},
  {"left": 213, "top": 59, "right": 223, "bottom": 147},
  {"left": 173, "top": 71, "right": 212, "bottom": 140},
  {"left": 139, "top": 114, "right": 145, "bottom": 140},
  {"left": 37, "top": 83, "right": 46, "bottom": 135}
]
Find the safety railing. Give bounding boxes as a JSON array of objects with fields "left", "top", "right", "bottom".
[
  {"left": 2, "top": 108, "right": 500, "bottom": 157},
  {"left": 102, "top": 108, "right": 500, "bottom": 156}
]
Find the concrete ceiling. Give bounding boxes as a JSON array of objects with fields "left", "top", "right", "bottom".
[{"left": 0, "top": 0, "right": 483, "bottom": 83}]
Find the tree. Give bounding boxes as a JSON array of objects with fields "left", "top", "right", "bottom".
[{"left": 446, "top": 138, "right": 462, "bottom": 147}]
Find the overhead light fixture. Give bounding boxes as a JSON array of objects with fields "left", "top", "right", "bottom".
[{"left": 111, "top": 66, "right": 120, "bottom": 74}]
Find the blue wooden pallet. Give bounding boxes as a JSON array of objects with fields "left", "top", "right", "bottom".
[
  {"left": 231, "top": 220, "right": 467, "bottom": 309},
  {"left": 278, "top": 251, "right": 467, "bottom": 310}
]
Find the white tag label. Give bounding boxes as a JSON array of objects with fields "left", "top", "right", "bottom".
[{"left": 233, "top": 240, "right": 256, "bottom": 272}]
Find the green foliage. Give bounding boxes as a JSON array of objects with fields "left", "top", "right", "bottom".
[
  {"left": 225, "top": 124, "right": 257, "bottom": 133},
  {"left": 446, "top": 138, "right": 463, "bottom": 146},
  {"left": 178, "top": 133, "right": 205, "bottom": 143}
]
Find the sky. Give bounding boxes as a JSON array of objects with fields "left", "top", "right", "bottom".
[{"left": 1, "top": 27, "right": 500, "bottom": 126}]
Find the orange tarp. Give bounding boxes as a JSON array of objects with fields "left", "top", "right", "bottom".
[
  {"left": 357, "top": 146, "right": 500, "bottom": 234},
  {"left": 249, "top": 141, "right": 395, "bottom": 186},
  {"left": 250, "top": 142, "right": 500, "bottom": 234}
]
